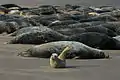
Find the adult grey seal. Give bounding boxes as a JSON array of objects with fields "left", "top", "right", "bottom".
[
  {"left": 61, "top": 21, "right": 104, "bottom": 29},
  {"left": 68, "top": 32, "right": 120, "bottom": 50},
  {"left": 48, "top": 20, "right": 79, "bottom": 28},
  {"left": 97, "top": 22, "right": 120, "bottom": 32},
  {"left": 18, "top": 41, "right": 109, "bottom": 59},
  {"left": 54, "top": 25, "right": 116, "bottom": 36},
  {"left": 84, "top": 26, "right": 117, "bottom": 37},
  {"left": 7, "top": 28, "right": 67, "bottom": 44},
  {"left": 29, "top": 15, "right": 57, "bottom": 26},
  {"left": 79, "top": 14, "right": 117, "bottom": 22},
  {"left": 56, "top": 27, "right": 86, "bottom": 36},
  {"left": 0, "top": 21, "right": 19, "bottom": 34},
  {"left": 9, "top": 26, "right": 47, "bottom": 36}
]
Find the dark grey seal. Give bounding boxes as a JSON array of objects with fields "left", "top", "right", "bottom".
[
  {"left": 0, "top": 21, "right": 19, "bottom": 34},
  {"left": 55, "top": 25, "right": 117, "bottom": 36},
  {"left": 79, "top": 14, "right": 117, "bottom": 22},
  {"left": 48, "top": 20, "right": 79, "bottom": 28},
  {"left": 84, "top": 26, "right": 117, "bottom": 37},
  {"left": 97, "top": 22, "right": 120, "bottom": 32},
  {"left": 7, "top": 28, "right": 67, "bottom": 44},
  {"left": 9, "top": 26, "right": 47, "bottom": 36},
  {"left": 68, "top": 32, "right": 120, "bottom": 50},
  {"left": 56, "top": 27, "right": 86, "bottom": 36}
]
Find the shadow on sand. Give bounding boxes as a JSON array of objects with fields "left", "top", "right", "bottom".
[{"left": 57, "top": 64, "right": 100, "bottom": 69}]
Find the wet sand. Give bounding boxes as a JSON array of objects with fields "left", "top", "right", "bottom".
[{"left": 0, "top": 34, "right": 120, "bottom": 80}]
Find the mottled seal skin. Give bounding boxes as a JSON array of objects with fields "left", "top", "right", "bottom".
[
  {"left": 89, "top": 6, "right": 115, "bottom": 13},
  {"left": 38, "top": 5, "right": 57, "bottom": 15},
  {"left": 48, "top": 20, "right": 79, "bottom": 28},
  {"left": 9, "top": 26, "right": 48, "bottom": 36},
  {"left": 17, "top": 5, "right": 56, "bottom": 16},
  {"left": 18, "top": 41, "right": 108, "bottom": 59},
  {"left": 57, "top": 26, "right": 117, "bottom": 36},
  {"left": 98, "top": 22, "right": 120, "bottom": 32},
  {"left": 27, "top": 5, "right": 57, "bottom": 15},
  {"left": 82, "top": 21, "right": 105, "bottom": 26},
  {"left": 0, "top": 14, "right": 15, "bottom": 21},
  {"left": 1, "top": 4, "right": 21, "bottom": 9},
  {"left": 0, "top": 21, "right": 19, "bottom": 34},
  {"left": 7, "top": 28, "right": 68, "bottom": 44},
  {"left": 99, "top": 6, "right": 116, "bottom": 11},
  {"left": 84, "top": 26, "right": 117, "bottom": 37},
  {"left": 30, "top": 13, "right": 77, "bottom": 26},
  {"left": 29, "top": 15, "right": 56, "bottom": 26},
  {"left": 56, "top": 27, "right": 86, "bottom": 36},
  {"left": 68, "top": 32, "right": 120, "bottom": 50},
  {"left": 5, "top": 21, "right": 20, "bottom": 34},
  {"left": 0, "top": 21, "right": 8, "bottom": 34},
  {"left": 6, "top": 17, "right": 32, "bottom": 28},
  {"left": 116, "top": 27, "right": 120, "bottom": 35},
  {"left": 111, "top": 10, "right": 120, "bottom": 18},
  {"left": 48, "top": 21, "right": 89, "bottom": 32},
  {"left": 66, "top": 21, "right": 105, "bottom": 29},
  {"left": 79, "top": 14, "right": 118, "bottom": 22}
]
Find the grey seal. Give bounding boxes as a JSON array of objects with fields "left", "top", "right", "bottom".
[{"left": 18, "top": 41, "right": 109, "bottom": 59}]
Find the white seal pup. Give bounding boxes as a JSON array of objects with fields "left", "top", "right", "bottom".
[{"left": 50, "top": 46, "right": 71, "bottom": 68}]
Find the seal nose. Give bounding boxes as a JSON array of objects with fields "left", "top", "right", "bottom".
[{"left": 51, "top": 53, "right": 58, "bottom": 58}]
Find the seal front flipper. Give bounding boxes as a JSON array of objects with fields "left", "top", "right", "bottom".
[{"left": 58, "top": 46, "right": 71, "bottom": 60}]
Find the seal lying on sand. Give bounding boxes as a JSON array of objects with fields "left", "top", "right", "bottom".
[
  {"left": 56, "top": 27, "right": 86, "bottom": 36},
  {"left": 68, "top": 32, "right": 120, "bottom": 50},
  {"left": 18, "top": 41, "right": 109, "bottom": 59},
  {"left": 0, "top": 21, "right": 19, "bottom": 34},
  {"left": 48, "top": 20, "right": 79, "bottom": 28},
  {"left": 79, "top": 14, "right": 117, "bottom": 22},
  {"left": 7, "top": 29, "right": 67, "bottom": 44},
  {"left": 60, "top": 21, "right": 104, "bottom": 30},
  {"left": 9, "top": 26, "right": 49, "bottom": 36},
  {"left": 84, "top": 26, "right": 117, "bottom": 37},
  {"left": 97, "top": 22, "right": 120, "bottom": 32},
  {"left": 55, "top": 25, "right": 116, "bottom": 36}
]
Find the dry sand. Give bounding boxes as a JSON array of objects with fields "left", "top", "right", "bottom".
[{"left": 0, "top": 34, "right": 120, "bottom": 80}]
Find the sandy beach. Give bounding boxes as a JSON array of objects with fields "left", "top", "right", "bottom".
[
  {"left": 0, "top": 0, "right": 120, "bottom": 80},
  {"left": 0, "top": 34, "right": 119, "bottom": 80}
]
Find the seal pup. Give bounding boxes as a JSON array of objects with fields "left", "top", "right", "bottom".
[{"left": 50, "top": 46, "right": 70, "bottom": 68}]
